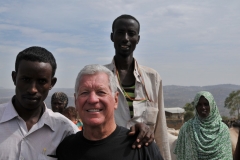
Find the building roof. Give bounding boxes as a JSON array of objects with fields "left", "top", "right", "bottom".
[{"left": 164, "top": 107, "right": 185, "bottom": 113}]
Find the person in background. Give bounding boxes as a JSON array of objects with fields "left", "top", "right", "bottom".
[
  {"left": 63, "top": 106, "right": 83, "bottom": 131},
  {"left": 51, "top": 92, "right": 68, "bottom": 114},
  {"left": 174, "top": 91, "right": 232, "bottom": 160},
  {"left": 56, "top": 64, "right": 163, "bottom": 160},
  {"left": 105, "top": 14, "right": 170, "bottom": 159},
  {"left": 234, "top": 129, "right": 240, "bottom": 160},
  {"left": 0, "top": 46, "right": 79, "bottom": 159}
]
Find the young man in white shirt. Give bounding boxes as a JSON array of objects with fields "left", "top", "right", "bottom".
[{"left": 0, "top": 46, "right": 79, "bottom": 159}]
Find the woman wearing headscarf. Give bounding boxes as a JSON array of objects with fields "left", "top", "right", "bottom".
[{"left": 174, "top": 91, "right": 232, "bottom": 160}]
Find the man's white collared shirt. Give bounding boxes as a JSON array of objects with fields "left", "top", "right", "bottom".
[{"left": 0, "top": 101, "right": 79, "bottom": 160}]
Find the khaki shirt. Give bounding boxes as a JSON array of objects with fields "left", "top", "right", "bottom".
[{"left": 105, "top": 58, "right": 171, "bottom": 160}]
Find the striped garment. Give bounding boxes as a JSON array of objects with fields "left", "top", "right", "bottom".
[{"left": 122, "top": 83, "right": 135, "bottom": 118}]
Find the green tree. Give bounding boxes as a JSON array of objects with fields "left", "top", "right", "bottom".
[
  {"left": 183, "top": 102, "right": 194, "bottom": 122},
  {"left": 224, "top": 90, "right": 240, "bottom": 119},
  {"left": 221, "top": 116, "right": 229, "bottom": 121},
  {"left": 183, "top": 102, "right": 194, "bottom": 112},
  {"left": 184, "top": 111, "right": 194, "bottom": 122}
]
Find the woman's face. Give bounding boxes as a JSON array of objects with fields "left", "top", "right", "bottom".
[{"left": 196, "top": 96, "right": 210, "bottom": 118}]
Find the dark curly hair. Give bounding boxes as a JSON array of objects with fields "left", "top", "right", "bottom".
[
  {"left": 51, "top": 92, "right": 68, "bottom": 108},
  {"left": 15, "top": 46, "right": 57, "bottom": 77}
]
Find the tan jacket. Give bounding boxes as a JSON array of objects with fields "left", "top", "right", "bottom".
[{"left": 105, "top": 58, "right": 171, "bottom": 160}]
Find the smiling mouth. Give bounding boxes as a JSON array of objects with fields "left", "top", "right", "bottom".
[
  {"left": 201, "top": 110, "right": 207, "bottom": 114},
  {"left": 87, "top": 109, "right": 103, "bottom": 112},
  {"left": 121, "top": 45, "right": 130, "bottom": 50},
  {"left": 22, "top": 95, "right": 40, "bottom": 102}
]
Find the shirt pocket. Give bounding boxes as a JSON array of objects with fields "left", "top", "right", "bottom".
[
  {"left": 143, "top": 107, "right": 159, "bottom": 125},
  {"left": 133, "top": 101, "right": 159, "bottom": 125}
]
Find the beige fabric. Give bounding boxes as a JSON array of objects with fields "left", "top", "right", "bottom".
[
  {"left": 230, "top": 127, "right": 239, "bottom": 157},
  {"left": 105, "top": 58, "right": 171, "bottom": 160},
  {"left": 168, "top": 132, "right": 178, "bottom": 160}
]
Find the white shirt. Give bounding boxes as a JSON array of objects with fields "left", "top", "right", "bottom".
[
  {"left": 105, "top": 58, "right": 171, "bottom": 160},
  {"left": 0, "top": 100, "right": 79, "bottom": 160}
]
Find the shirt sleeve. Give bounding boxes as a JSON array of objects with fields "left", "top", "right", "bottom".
[{"left": 154, "top": 77, "right": 171, "bottom": 160}]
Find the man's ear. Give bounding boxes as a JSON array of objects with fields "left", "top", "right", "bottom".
[
  {"left": 114, "top": 92, "right": 119, "bottom": 110},
  {"left": 110, "top": 32, "right": 114, "bottom": 42},
  {"left": 50, "top": 77, "right": 57, "bottom": 90},
  {"left": 136, "top": 35, "right": 140, "bottom": 44},
  {"left": 12, "top": 71, "right": 17, "bottom": 86},
  {"left": 74, "top": 93, "right": 78, "bottom": 111}
]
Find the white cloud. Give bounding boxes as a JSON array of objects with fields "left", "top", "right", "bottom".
[
  {"left": 0, "top": 24, "right": 86, "bottom": 46},
  {"left": 96, "top": 56, "right": 113, "bottom": 63},
  {"left": 0, "top": 7, "right": 8, "bottom": 13},
  {"left": 54, "top": 47, "right": 87, "bottom": 55}
]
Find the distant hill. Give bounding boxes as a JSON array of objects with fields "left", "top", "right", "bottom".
[
  {"left": 1, "top": 84, "right": 240, "bottom": 117},
  {"left": 163, "top": 84, "right": 240, "bottom": 116}
]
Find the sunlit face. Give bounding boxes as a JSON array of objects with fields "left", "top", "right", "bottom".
[
  {"left": 111, "top": 18, "right": 140, "bottom": 58},
  {"left": 12, "top": 60, "right": 56, "bottom": 111},
  {"left": 75, "top": 73, "right": 118, "bottom": 127},
  {"left": 196, "top": 96, "right": 210, "bottom": 118},
  {"left": 51, "top": 99, "right": 67, "bottom": 114}
]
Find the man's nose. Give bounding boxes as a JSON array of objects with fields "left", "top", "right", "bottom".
[
  {"left": 123, "top": 33, "right": 129, "bottom": 41},
  {"left": 87, "top": 92, "right": 99, "bottom": 103},
  {"left": 27, "top": 82, "right": 38, "bottom": 94},
  {"left": 202, "top": 105, "right": 206, "bottom": 109}
]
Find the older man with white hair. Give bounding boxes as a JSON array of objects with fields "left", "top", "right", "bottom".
[{"left": 56, "top": 64, "right": 163, "bottom": 160}]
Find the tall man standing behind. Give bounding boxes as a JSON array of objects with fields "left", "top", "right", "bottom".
[{"left": 105, "top": 14, "right": 171, "bottom": 160}]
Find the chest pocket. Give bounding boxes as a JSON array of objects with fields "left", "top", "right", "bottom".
[
  {"left": 143, "top": 106, "right": 159, "bottom": 125},
  {"left": 133, "top": 101, "right": 159, "bottom": 125}
]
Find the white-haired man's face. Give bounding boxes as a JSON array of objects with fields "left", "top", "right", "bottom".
[{"left": 75, "top": 72, "right": 118, "bottom": 128}]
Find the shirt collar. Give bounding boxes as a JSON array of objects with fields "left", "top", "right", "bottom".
[
  {"left": 0, "top": 100, "right": 18, "bottom": 123},
  {"left": 108, "top": 58, "right": 116, "bottom": 74},
  {"left": 110, "top": 57, "right": 141, "bottom": 82},
  {"left": 0, "top": 99, "right": 55, "bottom": 131},
  {"left": 36, "top": 105, "right": 55, "bottom": 132}
]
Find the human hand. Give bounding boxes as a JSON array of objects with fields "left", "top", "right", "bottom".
[{"left": 128, "top": 123, "right": 154, "bottom": 149}]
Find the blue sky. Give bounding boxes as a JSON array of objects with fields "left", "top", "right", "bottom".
[{"left": 0, "top": 0, "right": 240, "bottom": 89}]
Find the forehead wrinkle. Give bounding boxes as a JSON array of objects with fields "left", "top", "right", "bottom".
[
  {"left": 80, "top": 82, "right": 109, "bottom": 91},
  {"left": 78, "top": 76, "right": 111, "bottom": 94}
]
